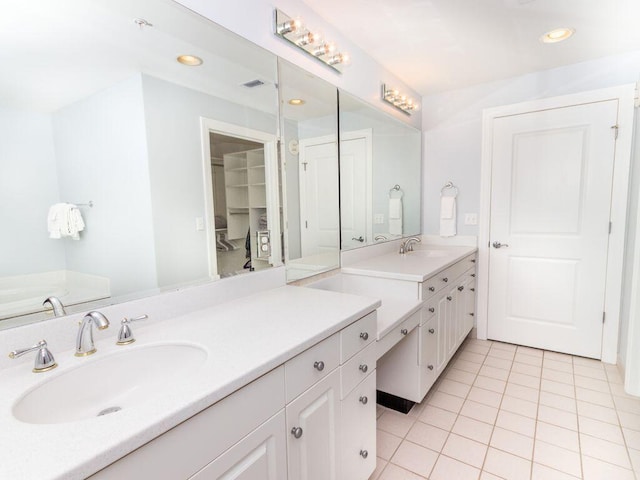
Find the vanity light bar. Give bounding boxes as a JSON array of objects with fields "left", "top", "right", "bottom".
[
  {"left": 381, "top": 84, "right": 420, "bottom": 116},
  {"left": 274, "top": 8, "right": 350, "bottom": 73}
]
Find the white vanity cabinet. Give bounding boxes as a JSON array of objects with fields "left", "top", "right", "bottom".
[
  {"left": 377, "top": 253, "right": 477, "bottom": 403},
  {"left": 90, "top": 311, "right": 377, "bottom": 480}
]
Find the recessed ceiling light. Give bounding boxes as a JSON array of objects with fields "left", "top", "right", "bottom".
[
  {"left": 540, "top": 27, "right": 575, "bottom": 44},
  {"left": 288, "top": 99, "right": 305, "bottom": 106},
  {"left": 177, "top": 55, "right": 203, "bottom": 66}
]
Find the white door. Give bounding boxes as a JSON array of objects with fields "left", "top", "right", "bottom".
[
  {"left": 340, "top": 130, "right": 372, "bottom": 249},
  {"left": 487, "top": 100, "right": 618, "bottom": 358},
  {"left": 299, "top": 137, "right": 340, "bottom": 257},
  {"left": 286, "top": 370, "right": 340, "bottom": 480}
]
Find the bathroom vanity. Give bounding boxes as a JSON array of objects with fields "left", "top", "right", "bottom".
[{"left": 0, "top": 283, "right": 379, "bottom": 480}]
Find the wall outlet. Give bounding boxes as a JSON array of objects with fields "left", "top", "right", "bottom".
[
  {"left": 195, "top": 217, "right": 205, "bottom": 231},
  {"left": 464, "top": 213, "right": 478, "bottom": 226},
  {"left": 374, "top": 214, "right": 384, "bottom": 224}
]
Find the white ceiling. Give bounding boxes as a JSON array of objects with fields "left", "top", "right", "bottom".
[{"left": 301, "top": 0, "right": 640, "bottom": 95}]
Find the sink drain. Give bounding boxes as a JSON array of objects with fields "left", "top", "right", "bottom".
[{"left": 97, "top": 406, "right": 122, "bottom": 416}]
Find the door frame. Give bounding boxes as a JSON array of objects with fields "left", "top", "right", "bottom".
[
  {"left": 340, "top": 128, "right": 373, "bottom": 248},
  {"left": 477, "top": 84, "right": 636, "bottom": 363},
  {"left": 200, "top": 117, "right": 281, "bottom": 279}
]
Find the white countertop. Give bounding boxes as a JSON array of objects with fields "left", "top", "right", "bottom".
[
  {"left": 0, "top": 285, "right": 379, "bottom": 480},
  {"left": 341, "top": 245, "right": 477, "bottom": 282}
]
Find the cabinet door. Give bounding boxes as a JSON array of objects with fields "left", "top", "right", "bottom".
[
  {"left": 190, "top": 411, "right": 286, "bottom": 480},
  {"left": 446, "top": 285, "right": 458, "bottom": 358},
  {"left": 341, "top": 372, "right": 376, "bottom": 480},
  {"left": 419, "top": 316, "right": 438, "bottom": 393},
  {"left": 286, "top": 369, "right": 341, "bottom": 480},
  {"left": 435, "top": 292, "right": 449, "bottom": 374}
]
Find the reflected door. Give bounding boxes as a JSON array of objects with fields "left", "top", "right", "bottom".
[
  {"left": 487, "top": 100, "right": 618, "bottom": 358},
  {"left": 299, "top": 136, "right": 339, "bottom": 257},
  {"left": 340, "top": 130, "right": 372, "bottom": 249}
]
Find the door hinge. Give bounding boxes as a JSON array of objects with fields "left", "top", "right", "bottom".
[
  {"left": 611, "top": 125, "right": 619, "bottom": 139},
  {"left": 602, "top": 311, "right": 606, "bottom": 323}
]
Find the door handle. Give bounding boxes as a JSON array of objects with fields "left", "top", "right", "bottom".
[
  {"left": 352, "top": 236, "right": 364, "bottom": 242},
  {"left": 492, "top": 241, "right": 510, "bottom": 249}
]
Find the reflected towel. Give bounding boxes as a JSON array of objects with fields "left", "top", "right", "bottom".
[
  {"left": 440, "top": 196, "right": 456, "bottom": 237},
  {"left": 389, "top": 198, "right": 403, "bottom": 235},
  {"left": 47, "top": 203, "right": 85, "bottom": 240}
]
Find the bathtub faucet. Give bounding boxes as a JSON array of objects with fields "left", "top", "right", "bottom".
[{"left": 43, "top": 296, "right": 66, "bottom": 317}]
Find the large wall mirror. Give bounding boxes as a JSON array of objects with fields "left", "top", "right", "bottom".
[
  {"left": 338, "top": 91, "right": 422, "bottom": 249},
  {"left": 0, "top": 0, "right": 282, "bottom": 328},
  {"left": 278, "top": 60, "right": 340, "bottom": 282}
]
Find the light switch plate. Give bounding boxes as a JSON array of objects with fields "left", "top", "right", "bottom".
[{"left": 464, "top": 213, "right": 478, "bottom": 225}]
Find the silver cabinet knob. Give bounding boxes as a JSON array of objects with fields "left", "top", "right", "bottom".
[
  {"left": 359, "top": 364, "right": 368, "bottom": 373},
  {"left": 359, "top": 396, "right": 368, "bottom": 405},
  {"left": 469, "top": 313, "right": 475, "bottom": 316},
  {"left": 458, "top": 286, "right": 464, "bottom": 291},
  {"left": 442, "top": 277, "right": 448, "bottom": 282},
  {"left": 471, "top": 259, "right": 476, "bottom": 263},
  {"left": 492, "top": 241, "right": 509, "bottom": 249},
  {"left": 447, "top": 296, "right": 452, "bottom": 301},
  {"left": 471, "top": 273, "right": 476, "bottom": 277},
  {"left": 314, "top": 361, "right": 325, "bottom": 371},
  {"left": 428, "top": 307, "right": 435, "bottom": 313},
  {"left": 291, "top": 427, "right": 303, "bottom": 439},
  {"left": 428, "top": 286, "right": 435, "bottom": 292},
  {"left": 470, "top": 288, "right": 475, "bottom": 292},
  {"left": 401, "top": 328, "right": 408, "bottom": 335},
  {"left": 360, "top": 332, "right": 369, "bottom": 341},
  {"left": 428, "top": 328, "right": 435, "bottom": 334},
  {"left": 428, "top": 365, "right": 434, "bottom": 370},
  {"left": 360, "top": 450, "right": 368, "bottom": 459}
]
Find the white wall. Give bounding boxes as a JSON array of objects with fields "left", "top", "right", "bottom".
[
  {"left": 52, "top": 75, "right": 158, "bottom": 297},
  {"left": 140, "top": 74, "right": 278, "bottom": 287},
  {"left": 422, "top": 49, "right": 640, "bottom": 236},
  {"left": 0, "top": 108, "right": 65, "bottom": 275}
]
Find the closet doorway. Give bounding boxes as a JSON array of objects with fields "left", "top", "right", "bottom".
[
  {"left": 477, "top": 85, "right": 635, "bottom": 362},
  {"left": 201, "top": 119, "right": 281, "bottom": 278}
]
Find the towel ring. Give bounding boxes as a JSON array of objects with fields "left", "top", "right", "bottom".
[
  {"left": 440, "top": 181, "right": 458, "bottom": 197},
  {"left": 389, "top": 184, "right": 403, "bottom": 198}
]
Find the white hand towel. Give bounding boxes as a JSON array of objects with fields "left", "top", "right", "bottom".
[
  {"left": 47, "top": 203, "right": 85, "bottom": 240},
  {"left": 440, "top": 196, "right": 457, "bottom": 237},
  {"left": 389, "top": 198, "right": 403, "bottom": 235}
]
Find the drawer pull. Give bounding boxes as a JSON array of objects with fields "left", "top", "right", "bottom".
[
  {"left": 360, "top": 450, "right": 369, "bottom": 459},
  {"left": 359, "top": 396, "right": 368, "bottom": 405},
  {"left": 313, "top": 361, "right": 325, "bottom": 371},
  {"left": 428, "top": 286, "right": 435, "bottom": 292},
  {"left": 469, "top": 313, "right": 475, "bottom": 316},
  {"left": 427, "top": 365, "right": 434, "bottom": 371},
  {"left": 471, "top": 259, "right": 476, "bottom": 263},
  {"left": 471, "top": 273, "right": 476, "bottom": 277},
  {"left": 458, "top": 286, "right": 464, "bottom": 291},
  {"left": 442, "top": 277, "right": 449, "bottom": 282},
  {"left": 401, "top": 328, "right": 408, "bottom": 335},
  {"left": 447, "top": 296, "right": 452, "bottom": 301},
  {"left": 359, "top": 364, "right": 368, "bottom": 373},
  {"left": 470, "top": 288, "right": 475, "bottom": 292},
  {"left": 428, "top": 307, "right": 435, "bottom": 313},
  {"left": 428, "top": 328, "right": 435, "bottom": 334},
  {"left": 360, "top": 332, "right": 369, "bottom": 341},
  {"left": 291, "top": 427, "right": 303, "bottom": 439}
]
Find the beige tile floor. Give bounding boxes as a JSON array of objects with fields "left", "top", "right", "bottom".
[{"left": 370, "top": 338, "right": 640, "bottom": 480}]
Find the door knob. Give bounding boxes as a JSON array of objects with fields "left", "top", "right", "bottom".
[
  {"left": 352, "top": 236, "right": 364, "bottom": 242},
  {"left": 291, "top": 427, "right": 303, "bottom": 439},
  {"left": 492, "top": 241, "right": 509, "bottom": 249}
]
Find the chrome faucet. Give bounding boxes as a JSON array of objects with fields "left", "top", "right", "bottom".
[
  {"left": 116, "top": 314, "right": 148, "bottom": 345},
  {"left": 76, "top": 311, "right": 110, "bottom": 357},
  {"left": 43, "top": 296, "right": 66, "bottom": 317},
  {"left": 399, "top": 236, "right": 421, "bottom": 254},
  {"left": 9, "top": 339, "right": 57, "bottom": 373}
]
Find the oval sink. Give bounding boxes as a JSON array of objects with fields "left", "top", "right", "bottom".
[{"left": 13, "top": 343, "right": 207, "bottom": 425}]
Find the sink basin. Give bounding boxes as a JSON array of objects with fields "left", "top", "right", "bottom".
[
  {"left": 13, "top": 343, "right": 207, "bottom": 424},
  {"left": 409, "top": 249, "right": 451, "bottom": 258}
]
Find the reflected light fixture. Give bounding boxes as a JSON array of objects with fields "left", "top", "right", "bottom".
[
  {"left": 540, "top": 27, "right": 575, "bottom": 44},
  {"left": 177, "top": 54, "right": 203, "bottom": 66},
  {"left": 274, "top": 9, "right": 350, "bottom": 73},
  {"left": 288, "top": 99, "right": 306, "bottom": 106},
  {"left": 381, "top": 84, "right": 419, "bottom": 115}
]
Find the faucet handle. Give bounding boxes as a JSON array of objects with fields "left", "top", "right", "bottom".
[
  {"left": 9, "top": 339, "right": 57, "bottom": 373},
  {"left": 116, "top": 315, "right": 148, "bottom": 345}
]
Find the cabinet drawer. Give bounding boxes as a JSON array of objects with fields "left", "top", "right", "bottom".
[
  {"left": 375, "top": 309, "right": 420, "bottom": 360},
  {"left": 285, "top": 333, "right": 340, "bottom": 403},
  {"left": 341, "top": 342, "right": 376, "bottom": 399},
  {"left": 341, "top": 372, "right": 376, "bottom": 480},
  {"left": 340, "top": 311, "right": 376, "bottom": 363}
]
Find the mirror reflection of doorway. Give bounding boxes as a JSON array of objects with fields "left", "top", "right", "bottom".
[{"left": 201, "top": 119, "right": 281, "bottom": 279}]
